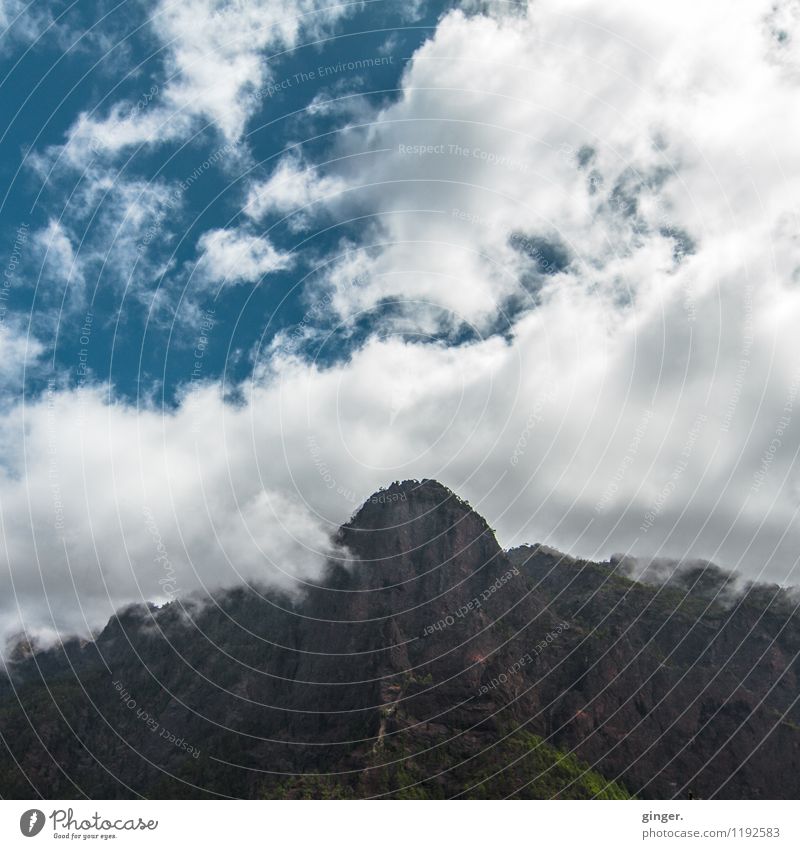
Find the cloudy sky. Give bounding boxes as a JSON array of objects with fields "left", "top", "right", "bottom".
[{"left": 2, "top": 0, "right": 800, "bottom": 644}]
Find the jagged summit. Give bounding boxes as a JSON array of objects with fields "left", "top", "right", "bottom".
[
  {"left": 354, "top": 478, "right": 461, "bottom": 511},
  {"left": 345, "top": 478, "right": 486, "bottom": 532},
  {"left": 333, "top": 479, "right": 501, "bottom": 590},
  {"left": 334, "top": 479, "right": 499, "bottom": 585}
]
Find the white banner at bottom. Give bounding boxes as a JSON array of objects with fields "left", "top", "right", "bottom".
[{"left": 1, "top": 799, "right": 797, "bottom": 848}]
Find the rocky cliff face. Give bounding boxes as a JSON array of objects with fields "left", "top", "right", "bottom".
[{"left": 1, "top": 479, "right": 798, "bottom": 799}]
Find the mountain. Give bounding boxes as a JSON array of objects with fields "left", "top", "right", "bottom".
[{"left": 1, "top": 479, "right": 799, "bottom": 799}]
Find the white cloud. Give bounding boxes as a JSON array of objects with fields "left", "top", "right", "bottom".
[
  {"left": 0, "top": 382, "right": 342, "bottom": 646},
  {"left": 53, "top": 0, "right": 354, "bottom": 166},
  {"left": 0, "top": 323, "right": 43, "bottom": 389},
  {"left": 0, "top": 0, "right": 51, "bottom": 49},
  {"left": 194, "top": 227, "right": 293, "bottom": 285},
  {"left": 244, "top": 156, "right": 349, "bottom": 223},
  {"left": 33, "top": 219, "right": 86, "bottom": 296},
  {"left": 27, "top": 175, "right": 179, "bottom": 315},
  {"left": 61, "top": 103, "right": 186, "bottom": 168},
  {"left": 257, "top": 1, "right": 799, "bottom": 336},
  {"left": 243, "top": 1, "right": 800, "bottom": 577},
  {"left": 3, "top": 306, "right": 800, "bottom": 645}
]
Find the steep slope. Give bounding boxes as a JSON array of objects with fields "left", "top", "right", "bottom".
[
  {"left": 0, "top": 480, "right": 798, "bottom": 799},
  {"left": 506, "top": 545, "right": 800, "bottom": 798}
]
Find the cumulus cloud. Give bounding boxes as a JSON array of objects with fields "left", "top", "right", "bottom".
[
  {"left": 245, "top": 156, "right": 349, "bottom": 224},
  {"left": 0, "top": 381, "right": 343, "bottom": 646},
  {"left": 151, "top": 0, "right": 352, "bottom": 141},
  {"left": 0, "top": 324, "right": 43, "bottom": 389},
  {"left": 249, "top": 1, "right": 797, "bottom": 335},
  {"left": 194, "top": 227, "right": 293, "bottom": 286},
  {"left": 2, "top": 310, "right": 799, "bottom": 644},
  {"left": 61, "top": 102, "right": 181, "bottom": 168}
]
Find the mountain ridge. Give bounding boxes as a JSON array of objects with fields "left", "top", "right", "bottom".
[{"left": 1, "top": 479, "right": 799, "bottom": 799}]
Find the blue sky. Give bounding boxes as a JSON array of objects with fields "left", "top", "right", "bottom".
[
  {"left": 3, "top": 0, "right": 800, "bottom": 643},
  {"left": 1, "top": 1, "right": 447, "bottom": 404}
]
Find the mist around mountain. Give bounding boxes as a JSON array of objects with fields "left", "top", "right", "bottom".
[{"left": 1, "top": 480, "right": 798, "bottom": 799}]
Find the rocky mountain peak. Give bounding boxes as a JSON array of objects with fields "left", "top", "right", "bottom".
[
  {"left": 345, "top": 478, "right": 478, "bottom": 527},
  {"left": 334, "top": 479, "right": 500, "bottom": 589}
]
